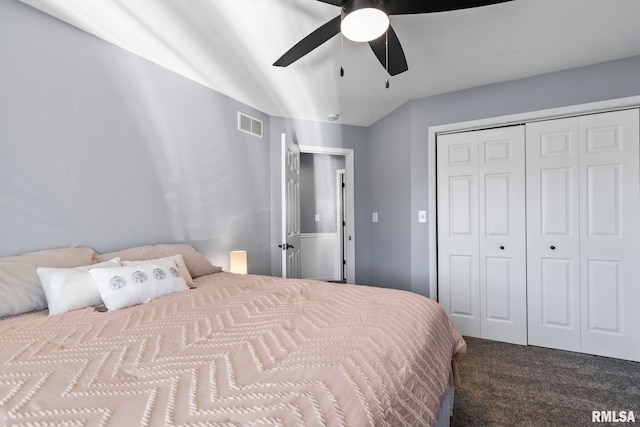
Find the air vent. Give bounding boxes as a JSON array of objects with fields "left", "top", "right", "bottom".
[{"left": 237, "top": 111, "right": 263, "bottom": 138}]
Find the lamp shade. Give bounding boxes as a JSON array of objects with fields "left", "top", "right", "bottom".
[
  {"left": 341, "top": 0, "right": 389, "bottom": 42},
  {"left": 229, "top": 250, "right": 247, "bottom": 274}
]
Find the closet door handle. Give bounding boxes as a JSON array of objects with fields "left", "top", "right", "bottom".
[{"left": 550, "top": 245, "right": 556, "bottom": 250}]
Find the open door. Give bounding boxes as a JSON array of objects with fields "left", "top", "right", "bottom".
[{"left": 280, "top": 133, "right": 301, "bottom": 278}]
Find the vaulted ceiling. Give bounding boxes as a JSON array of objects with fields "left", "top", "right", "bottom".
[{"left": 20, "top": 0, "right": 640, "bottom": 126}]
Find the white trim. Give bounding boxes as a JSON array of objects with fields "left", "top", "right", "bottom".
[
  {"left": 299, "top": 145, "right": 356, "bottom": 284},
  {"left": 301, "top": 232, "right": 338, "bottom": 238},
  {"left": 427, "top": 95, "right": 640, "bottom": 301},
  {"left": 337, "top": 169, "right": 346, "bottom": 281}
]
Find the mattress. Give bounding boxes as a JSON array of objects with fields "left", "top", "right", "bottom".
[{"left": 0, "top": 272, "right": 465, "bottom": 426}]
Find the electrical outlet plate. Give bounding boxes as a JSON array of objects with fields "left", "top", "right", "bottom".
[{"left": 418, "top": 210, "right": 427, "bottom": 223}]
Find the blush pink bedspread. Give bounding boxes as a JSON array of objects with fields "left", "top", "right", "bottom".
[{"left": 0, "top": 273, "right": 465, "bottom": 426}]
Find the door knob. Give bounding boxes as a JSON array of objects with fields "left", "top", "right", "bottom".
[
  {"left": 550, "top": 245, "right": 556, "bottom": 250},
  {"left": 499, "top": 246, "right": 505, "bottom": 250}
]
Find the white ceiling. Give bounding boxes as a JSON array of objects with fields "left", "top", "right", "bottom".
[{"left": 20, "top": 0, "right": 640, "bottom": 126}]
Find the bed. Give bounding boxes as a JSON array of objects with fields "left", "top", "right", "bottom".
[{"left": 0, "top": 244, "right": 466, "bottom": 426}]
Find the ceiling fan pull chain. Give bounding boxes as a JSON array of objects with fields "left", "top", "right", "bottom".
[
  {"left": 340, "top": 33, "right": 345, "bottom": 77},
  {"left": 385, "top": 29, "right": 390, "bottom": 89}
]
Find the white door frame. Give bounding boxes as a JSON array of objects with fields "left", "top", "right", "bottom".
[
  {"left": 299, "top": 145, "right": 356, "bottom": 284},
  {"left": 336, "top": 168, "right": 346, "bottom": 281},
  {"left": 427, "top": 95, "right": 640, "bottom": 301}
]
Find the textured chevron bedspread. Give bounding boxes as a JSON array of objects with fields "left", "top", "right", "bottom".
[{"left": 0, "top": 272, "right": 465, "bottom": 426}]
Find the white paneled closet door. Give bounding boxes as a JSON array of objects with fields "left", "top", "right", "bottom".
[
  {"left": 477, "top": 128, "right": 527, "bottom": 345},
  {"left": 527, "top": 109, "right": 640, "bottom": 362},
  {"left": 526, "top": 118, "right": 581, "bottom": 352},
  {"left": 437, "top": 131, "right": 480, "bottom": 338},
  {"left": 437, "top": 126, "right": 527, "bottom": 344},
  {"left": 579, "top": 110, "right": 640, "bottom": 361}
]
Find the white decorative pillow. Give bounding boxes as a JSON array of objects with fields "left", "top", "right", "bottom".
[
  {"left": 37, "top": 258, "right": 121, "bottom": 315},
  {"left": 89, "top": 260, "right": 188, "bottom": 311},
  {"left": 122, "top": 254, "right": 193, "bottom": 286}
]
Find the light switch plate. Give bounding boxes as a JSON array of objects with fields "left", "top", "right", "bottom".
[
  {"left": 418, "top": 210, "right": 427, "bottom": 223},
  {"left": 372, "top": 212, "right": 378, "bottom": 223},
  {"left": 315, "top": 214, "right": 320, "bottom": 222}
]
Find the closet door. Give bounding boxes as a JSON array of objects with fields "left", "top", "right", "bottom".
[
  {"left": 526, "top": 118, "right": 581, "bottom": 352},
  {"left": 527, "top": 109, "right": 640, "bottom": 361},
  {"left": 579, "top": 109, "right": 640, "bottom": 361},
  {"left": 438, "top": 126, "right": 527, "bottom": 344},
  {"left": 437, "top": 131, "right": 481, "bottom": 337},
  {"left": 478, "top": 128, "right": 527, "bottom": 345}
]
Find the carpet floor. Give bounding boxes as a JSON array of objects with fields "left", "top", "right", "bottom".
[{"left": 451, "top": 337, "right": 640, "bottom": 426}]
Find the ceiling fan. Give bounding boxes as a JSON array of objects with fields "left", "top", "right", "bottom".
[{"left": 274, "top": 0, "right": 513, "bottom": 77}]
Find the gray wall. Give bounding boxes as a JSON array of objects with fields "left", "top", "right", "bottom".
[
  {"left": 0, "top": 0, "right": 272, "bottom": 273},
  {"left": 367, "top": 103, "right": 413, "bottom": 291},
  {"left": 300, "top": 153, "right": 345, "bottom": 234},
  {"left": 367, "top": 55, "right": 640, "bottom": 297}
]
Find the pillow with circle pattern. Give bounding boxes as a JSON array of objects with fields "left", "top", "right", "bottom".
[
  {"left": 89, "top": 259, "right": 188, "bottom": 311},
  {"left": 98, "top": 244, "right": 221, "bottom": 278},
  {"left": 122, "top": 254, "right": 193, "bottom": 286}
]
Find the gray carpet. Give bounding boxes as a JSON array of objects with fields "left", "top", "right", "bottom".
[{"left": 451, "top": 337, "right": 640, "bottom": 426}]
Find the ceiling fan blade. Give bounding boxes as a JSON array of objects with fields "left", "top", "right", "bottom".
[
  {"left": 387, "top": 0, "right": 513, "bottom": 15},
  {"left": 273, "top": 15, "right": 341, "bottom": 67},
  {"left": 315, "top": 0, "right": 344, "bottom": 6},
  {"left": 368, "top": 25, "right": 408, "bottom": 76}
]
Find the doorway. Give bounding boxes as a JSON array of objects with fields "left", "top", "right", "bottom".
[
  {"left": 298, "top": 145, "right": 355, "bottom": 284},
  {"left": 299, "top": 153, "right": 344, "bottom": 281}
]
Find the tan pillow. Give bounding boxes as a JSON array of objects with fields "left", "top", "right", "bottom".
[
  {"left": 0, "top": 246, "right": 98, "bottom": 317},
  {"left": 99, "top": 244, "right": 221, "bottom": 278}
]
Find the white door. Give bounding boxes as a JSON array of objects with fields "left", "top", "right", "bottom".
[
  {"left": 437, "top": 126, "right": 527, "bottom": 344},
  {"left": 527, "top": 109, "right": 640, "bottom": 362},
  {"left": 526, "top": 117, "right": 582, "bottom": 352},
  {"left": 477, "top": 127, "right": 527, "bottom": 345},
  {"left": 437, "top": 131, "right": 481, "bottom": 337},
  {"left": 579, "top": 109, "right": 640, "bottom": 361},
  {"left": 281, "top": 133, "right": 301, "bottom": 279}
]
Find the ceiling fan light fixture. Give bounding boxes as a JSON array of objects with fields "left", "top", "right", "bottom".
[{"left": 341, "top": 0, "right": 389, "bottom": 43}]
